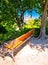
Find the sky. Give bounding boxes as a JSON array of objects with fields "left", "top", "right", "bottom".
[
  {"left": 32, "top": 10, "right": 40, "bottom": 19},
  {"left": 24, "top": 9, "right": 40, "bottom": 22},
  {"left": 18, "top": 9, "right": 40, "bottom": 22}
]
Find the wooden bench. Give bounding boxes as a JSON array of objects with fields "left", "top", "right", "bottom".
[
  {"left": 5, "top": 29, "right": 34, "bottom": 50},
  {"left": 0, "top": 29, "right": 34, "bottom": 61}
]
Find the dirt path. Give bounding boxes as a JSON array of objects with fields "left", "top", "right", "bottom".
[{"left": 0, "top": 37, "right": 48, "bottom": 65}]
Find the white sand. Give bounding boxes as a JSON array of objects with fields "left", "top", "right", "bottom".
[{"left": 0, "top": 44, "right": 48, "bottom": 65}]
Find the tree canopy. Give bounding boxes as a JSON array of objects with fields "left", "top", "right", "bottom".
[{"left": 0, "top": 0, "right": 48, "bottom": 39}]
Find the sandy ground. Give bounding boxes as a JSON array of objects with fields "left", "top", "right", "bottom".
[{"left": 0, "top": 37, "right": 48, "bottom": 65}]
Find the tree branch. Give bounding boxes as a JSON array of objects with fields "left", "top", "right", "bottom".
[{"left": 40, "top": 0, "right": 43, "bottom": 7}]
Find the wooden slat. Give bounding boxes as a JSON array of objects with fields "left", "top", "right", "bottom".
[
  {"left": 16, "top": 29, "right": 34, "bottom": 41},
  {"left": 5, "top": 29, "right": 34, "bottom": 50}
]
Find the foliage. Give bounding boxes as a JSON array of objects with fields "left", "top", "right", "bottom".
[
  {"left": 34, "top": 28, "right": 40, "bottom": 37},
  {"left": 24, "top": 19, "right": 41, "bottom": 29},
  {"left": 0, "top": 0, "right": 36, "bottom": 29},
  {"left": 0, "top": 25, "right": 7, "bottom": 34},
  {"left": 0, "top": 18, "right": 48, "bottom": 44},
  {"left": 0, "top": 26, "right": 32, "bottom": 44},
  {"left": 0, "top": 0, "right": 48, "bottom": 44}
]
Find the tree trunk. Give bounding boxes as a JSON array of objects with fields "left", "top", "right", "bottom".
[
  {"left": 18, "top": 14, "right": 23, "bottom": 30},
  {"left": 18, "top": 21, "right": 23, "bottom": 30},
  {"left": 38, "top": 0, "right": 48, "bottom": 39},
  {"left": 19, "top": 12, "right": 24, "bottom": 30},
  {"left": 16, "top": 12, "right": 24, "bottom": 30}
]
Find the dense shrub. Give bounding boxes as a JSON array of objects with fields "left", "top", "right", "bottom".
[
  {"left": 34, "top": 28, "right": 40, "bottom": 37},
  {"left": 0, "top": 25, "right": 7, "bottom": 34}
]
